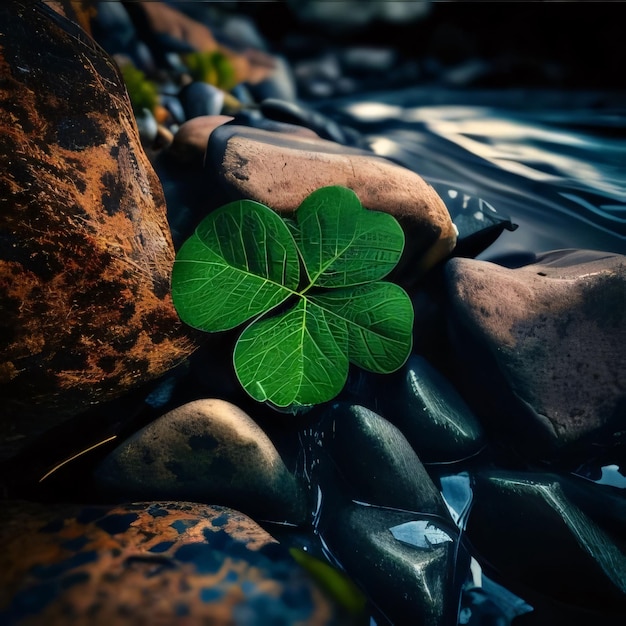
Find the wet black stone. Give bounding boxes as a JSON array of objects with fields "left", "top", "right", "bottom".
[
  {"left": 467, "top": 470, "right": 626, "bottom": 610},
  {"left": 320, "top": 502, "right": 466, "bottom": 626},
  {"left": 376, "top": 354, "right": 486, "bottom": 464},
  {"left": 317, "top": 402, "right": 451, "bottom": 515},
  {"left": 259, "top": 98, "right": 369, "bottom": 148}
]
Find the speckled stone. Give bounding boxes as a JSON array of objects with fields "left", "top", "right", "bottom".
[
  {"left": 445, "top": 249, "right": 626, "bottom": 457},
  {"left": 179, "top": 82, "right": 225, "bottom": 121},
  {"left": 0, "top": 500, "right": 344, "bottom": 626},
  {"left": 94, "top": 399, "right": 307, "bottom": 523}
]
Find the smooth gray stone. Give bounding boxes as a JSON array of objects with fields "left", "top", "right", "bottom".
[
  {"left": 259, "top": 97, "right": 368, "bottom": 148},
  {"left": 230, "top": 83, "right": 257, "bottom": 107},
  {"left": 285, "top": 0, "right": 429, "bottom": 33},
  {"left": 135, "top": 108, "right": 158, "bottom": 144},
  {"left": 160, "top": 93, "right": 186, "bottom": 124},
  {"left": 179, "top": 81, "right": 224, "bottom": 120},
  {"left": 378, "top": 354, "right": 486, "bottom": 463},
  {"left": 338, "top": 46, "right": 397, "bottom": 75},
  {"left": 94, "top": 399, "right": 307, "bottom": 524},
  {"left": 467, "top": 469, "right": 626, "bottom": 611},
  {"left": 461, "top": 575, "right": 533, "bottom": 626},
  {"left": 554, "top": 471, "right": 626, "bottom": 543},
  {"left": 91, "top": 0, "right": 137, "bottom": 58},
  {"left": 247, "top": 55, "right": 297, "bottom": 102},
  {"left": 430, "top": 181, "right": 518, "bottom": 258}
]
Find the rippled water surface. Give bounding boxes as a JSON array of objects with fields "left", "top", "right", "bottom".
[{"left": 316, "top": 89, "right": 626, "bottom": 262}]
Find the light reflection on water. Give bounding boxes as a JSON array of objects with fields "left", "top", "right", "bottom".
[
  {"left": 329, "top": 94, "right": 626, "bottom": 260},
  {"left": 392, "top": 105, "right": 626, "bottom": 202}
]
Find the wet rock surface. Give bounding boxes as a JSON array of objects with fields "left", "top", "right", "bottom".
[
  {"left": 306, "top": 403, "right": 464, "bottom": 625},
  {"left": 468, "top": 470, "right": 626, "bottom": 610},
  {"left": 0, "top": 500, "right": 345, "bottom": 626},
  {"left": 374, "top": 354, "right": 486, "bottom": 464},
  {"left": 1, "top": 1, "right": 626, "bottom": 625}
]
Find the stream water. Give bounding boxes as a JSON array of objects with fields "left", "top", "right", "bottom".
[{"left": 314, "top": 87, "right": 626, "bottom": 262}]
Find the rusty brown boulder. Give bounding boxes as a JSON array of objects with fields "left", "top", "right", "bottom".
[{"left": 0, "top": 1, "right": 198, "bottom": 459}]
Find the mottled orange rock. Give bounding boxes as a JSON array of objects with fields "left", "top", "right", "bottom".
[
  {"left": 0, "top": 1, "right": 198, "bottom": 459},
  {"left": 0, "top": 500, "right": 341, "bottom": 625}
]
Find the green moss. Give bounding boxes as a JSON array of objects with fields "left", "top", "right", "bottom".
[
  {"left": 119, "top": 63, "right": 159, "bottom": 115},
  {"left": 182, "top": 50, "right": 237, "bottom": 91}
]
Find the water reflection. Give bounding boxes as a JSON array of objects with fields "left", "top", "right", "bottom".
[
  {"left": 329, "top": 92, "right": 626, "bottom": 258},
  {"left": 389, "top": 519, "right": 454, "bottom": 549},
  {"left": 440, "top": 472, "right": 473, "bottom": 529}
]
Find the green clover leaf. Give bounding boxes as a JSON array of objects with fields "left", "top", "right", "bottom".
[
  {"left": 172, "top": 185, "right": 414, "bottom": 409},
  {"left": 171, "top": 199, "right": 300, "bottom": 331}
]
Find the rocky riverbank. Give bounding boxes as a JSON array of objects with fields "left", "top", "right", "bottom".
[{"left": 1, "top": 2, "right": 625, "bottom": 625}]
